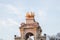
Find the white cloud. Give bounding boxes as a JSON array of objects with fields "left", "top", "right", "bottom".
[
  {"left": 6, "top": 4, "right": 19, "bottom": 14},
  {"left": 38, "top": 9, "right": 43, "bottom": 17},
  {"left": 7, "top": 18, "right": 19, "bottom": 26},
  {"left": 38, "top": 9, "right": 47, "bottom": 22},
  {"left": 0, "top": 18, "right": 19, "bottom": 27},
  {"left": 38, "top": 10, "right": 48, "bottom": 25},
  {"left": 0, "top": 20, "right": 6, "bottom": 26},
  {"left": 0, "top": 3, "right": 21, "bottom": 17}
]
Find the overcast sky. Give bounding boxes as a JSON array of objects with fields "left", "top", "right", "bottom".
[{"left": 0, "top": 0, "right": 60, "bottom": 40}]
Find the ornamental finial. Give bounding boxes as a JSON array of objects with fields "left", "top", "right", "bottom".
[{"left": 26, "top": 12, "right": 35, "bottom": 18}]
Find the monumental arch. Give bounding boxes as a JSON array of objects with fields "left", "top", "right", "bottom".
[{"left": 14, "top": 12, "right": 46, "bottom": 40}]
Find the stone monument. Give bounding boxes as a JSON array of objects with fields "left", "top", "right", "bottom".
[{"left": 14, "top": 12, "right": 46, "bottom": 40}]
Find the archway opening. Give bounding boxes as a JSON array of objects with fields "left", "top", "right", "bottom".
[{"left": 25, "top": 32, "right": 34, "bottom": 40}]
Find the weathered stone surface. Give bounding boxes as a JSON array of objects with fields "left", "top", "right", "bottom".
[{"left": 14, "top": 12, "right": 46, "bottom": 40}]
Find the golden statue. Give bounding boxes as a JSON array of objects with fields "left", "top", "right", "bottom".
[{"left": 26, "top": 12, "right": 35, "bottom": 18}]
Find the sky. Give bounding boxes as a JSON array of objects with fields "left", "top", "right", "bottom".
[{"left": 0, "top": 0, "right": 60, "bottom": 40}]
